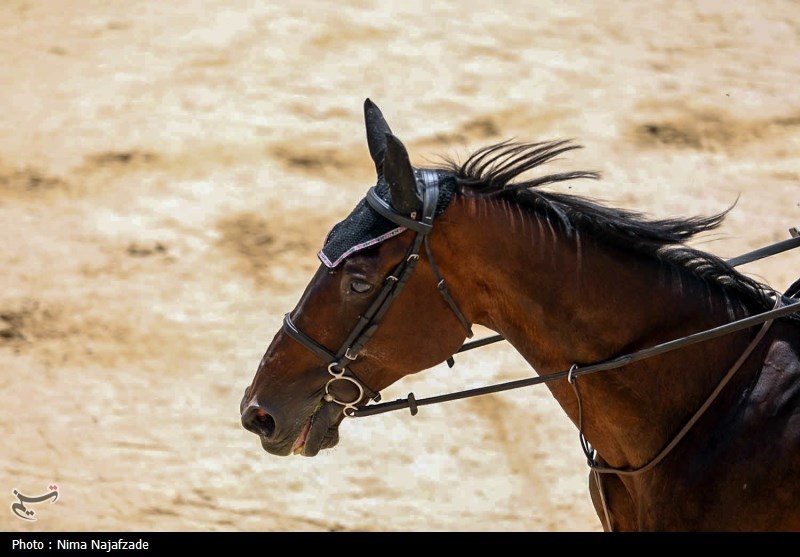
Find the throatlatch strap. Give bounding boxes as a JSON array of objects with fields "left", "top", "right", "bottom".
[{"left": 424, "top": 236, "right": 473, "bottom": 338}]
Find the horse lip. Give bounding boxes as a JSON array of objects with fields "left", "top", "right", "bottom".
[
  {"left": 254, "top": 401, "right": 343, "bottom": 457},
  {"left": 291, "top": 416, "right": 313, "bottom": 454},
  {"left": 296, "top": 401, "right": 343, "bottom": 457}
]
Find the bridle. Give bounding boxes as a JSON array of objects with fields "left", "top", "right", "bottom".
[{"left": 282, "top": 170, "right": 473, "bottom": 416}]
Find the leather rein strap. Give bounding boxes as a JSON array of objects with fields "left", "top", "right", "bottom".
[
  {"left": 571, "top": 297, "right": 782, "bottom": 478},
  {"left": 282, "top": 170, "right": 473, "bottom": 416},
  {"left": 352, "top": 297, "right": 800, "bottom": 417}
]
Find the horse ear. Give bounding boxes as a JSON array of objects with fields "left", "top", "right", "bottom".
[
  {"left": 364, "top": 98, "right": 393, "bottom": 173},
  {"left": 383, "top": 133, "right": 421, "bottom": 215}
]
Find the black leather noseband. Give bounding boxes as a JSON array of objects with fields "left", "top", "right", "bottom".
[{"left": 282, "top": 170, "right": 473, "bottom": 416}]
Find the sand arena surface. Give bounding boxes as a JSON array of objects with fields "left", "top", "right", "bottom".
[{"left": 1, "top": 1, "right": 799, "bottom": 532}]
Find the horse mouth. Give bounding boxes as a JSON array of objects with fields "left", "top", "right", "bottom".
[{"left": 282, "top": 400, "right": 343, "bottom": 457}]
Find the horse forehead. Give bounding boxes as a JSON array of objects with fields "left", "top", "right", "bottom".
[
  {"left": 317, "top": 179, "right": 404, "bottom": 269},
  {"left": 317, "top": 172, "right": 457, "bottom": 269}
]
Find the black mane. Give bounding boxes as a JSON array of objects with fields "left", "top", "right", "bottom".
[{"left": 439, "top": 140, "right": 790, "bottom": 319}]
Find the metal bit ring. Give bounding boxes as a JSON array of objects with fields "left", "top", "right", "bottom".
[{"left": 324, "top": 362, "right": 365, "bottom": 416}]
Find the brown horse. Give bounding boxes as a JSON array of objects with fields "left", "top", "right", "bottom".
[{"left": 241, "top": 99, "right": 800, "bottom": 531}]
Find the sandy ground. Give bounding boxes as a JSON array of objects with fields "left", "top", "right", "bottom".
[{"left": 2, "top": 0, "right": 799, "bottom": 533}]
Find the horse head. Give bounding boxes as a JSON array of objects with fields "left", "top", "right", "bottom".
[{"left": 240, "top": 100, "right": 473, "bottom": 456}]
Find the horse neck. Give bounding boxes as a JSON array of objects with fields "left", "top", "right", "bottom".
[{"left": 435, "top": 193, "right": 757, "bottom": 468}]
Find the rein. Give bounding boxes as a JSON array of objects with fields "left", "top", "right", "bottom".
[
  {"left": 573, "top": 296, "right": 782, "bottom": 475},
  {"left": 351, "top": 296, "right": 800, "bottom": 417}
]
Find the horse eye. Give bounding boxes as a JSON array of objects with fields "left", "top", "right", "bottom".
[{"left": 349, "top": 280, "right": 373, "bottom": 294}]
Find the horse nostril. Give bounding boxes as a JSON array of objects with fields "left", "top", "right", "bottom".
[
  {"left": 254, "top": 409, "right": 276, "bottom": 437},
  {"left": 242, "top": 405, "right": 276, "bottom": 438}
]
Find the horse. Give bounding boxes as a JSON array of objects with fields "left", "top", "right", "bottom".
[{"left": 240, "top": 99, "right": 800, "bottom": 531}]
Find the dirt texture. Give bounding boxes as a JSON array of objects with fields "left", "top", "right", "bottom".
[{"left": 2, "top": 0, "right": 799, "bottom": 532}]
